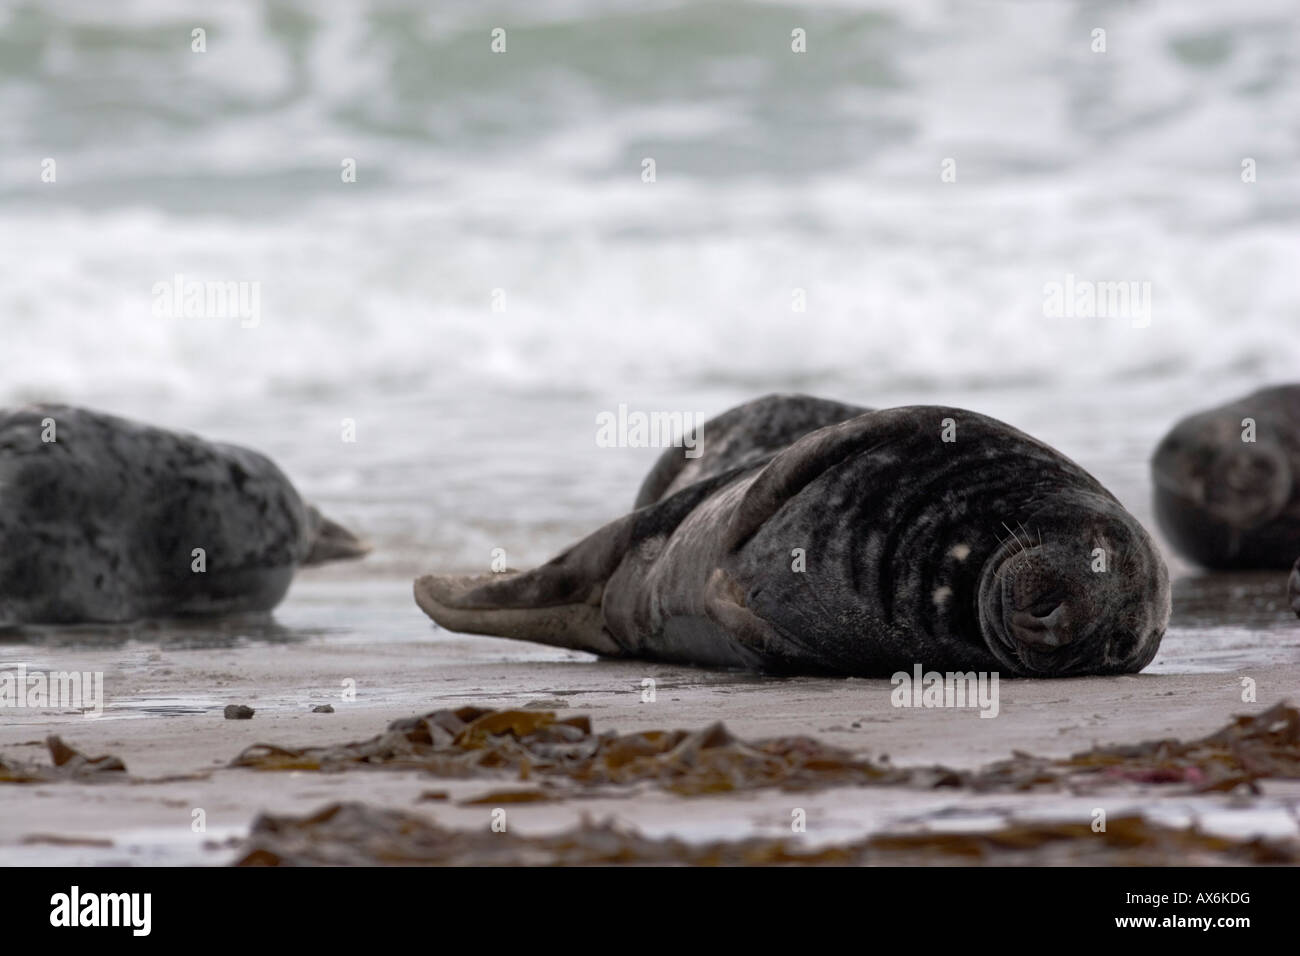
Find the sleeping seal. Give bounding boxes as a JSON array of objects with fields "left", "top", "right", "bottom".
[
  {"left": 415, "top": 394, "right": 1169, "bottom": 677},
  {"left": 0, "top": 405, "right": 368, "bottom": 625},
  {"left": 1152, "top": 385, "right": 1300, "bottom": 569}
]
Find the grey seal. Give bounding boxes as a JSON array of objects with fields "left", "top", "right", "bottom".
[
  {"left": 1152, "top": 385, "right": 1300, "bottom": 569},
  {"left": 0, "top": 404, "right": 368, "bottom": 625},
  {"left": 415, "top": 394, "right": 1169, "bottom": 677}
]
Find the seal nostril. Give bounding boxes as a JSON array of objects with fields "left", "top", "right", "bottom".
[
  {"left": 1025, "top": 595, "right": 1064, "bottom": 618},
  {"left": 1010, "top": 604, "right": 1072, "bottom": 648}
]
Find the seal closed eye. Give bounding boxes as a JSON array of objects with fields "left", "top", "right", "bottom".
[{"left": 415, "top": 395, "right": 1170, "bottom": 677}]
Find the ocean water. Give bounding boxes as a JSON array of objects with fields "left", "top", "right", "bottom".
[{"left": 1, "top": 0, "right": 1298, "bottom": 595}]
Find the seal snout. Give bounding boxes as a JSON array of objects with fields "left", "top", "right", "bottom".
[
  {"left": 1001, "top": 560, "right": 1076, "bottom": 655},
  {"left": 977, "top": 537, "right": 1096, "bottom": 674}
]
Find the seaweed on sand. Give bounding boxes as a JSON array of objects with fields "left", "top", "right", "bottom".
[
  {"left": 233, "top": 801, "right": 1300, "bottom": 867},
  {"left": 230, "top": 706, "right": 914, "bottom": 795},
  {"left": 229, "top": 701, "right": 1300, "bottom": 798},
  {"left": 0, "top": 736, "right": 126, "bottom": 782},
  {"left": 1058, "top": 701, "right": 1300, "bottom": 793}
]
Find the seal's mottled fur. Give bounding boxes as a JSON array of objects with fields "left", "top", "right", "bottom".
[
  {"left": 416, "top": 395, "right": 1168, "bottom": 677},
  {"left": 0, "top": 405, "right": 367, "bottom": 625}
]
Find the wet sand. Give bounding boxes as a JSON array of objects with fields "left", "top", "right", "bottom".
[{"left": 2, "top": 562, "right": 1298, "bottom": 866}]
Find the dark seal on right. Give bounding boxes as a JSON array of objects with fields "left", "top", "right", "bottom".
[
  {"left": 1152, "top": 385, "right": 1300, "bottom": 569},
  {"left": 416, "top": 394, "right": 1169, "bottom": 678}
]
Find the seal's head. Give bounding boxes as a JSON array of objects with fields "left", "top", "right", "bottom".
[
  {"left": 1152, "top": 413, "right": 1291, "bottom": 532},
  {"left": 976, "top": 497, "right": 1170, "bottom": 676}
]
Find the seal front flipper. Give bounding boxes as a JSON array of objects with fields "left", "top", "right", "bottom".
[{"left": 698, "top": 568, "right": 811, "bottom": 672}]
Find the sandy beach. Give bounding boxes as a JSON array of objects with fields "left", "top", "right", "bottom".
[{"left": 3, "top": 565, "right": 1298, "bottom": 866}]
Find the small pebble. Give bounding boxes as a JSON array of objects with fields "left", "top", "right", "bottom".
[
  {"left": 312, "top": 704, "right": 334, "bottom": 714},
  {"left": 224, "top": 704, "right": 255, "bottom": 720}
]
